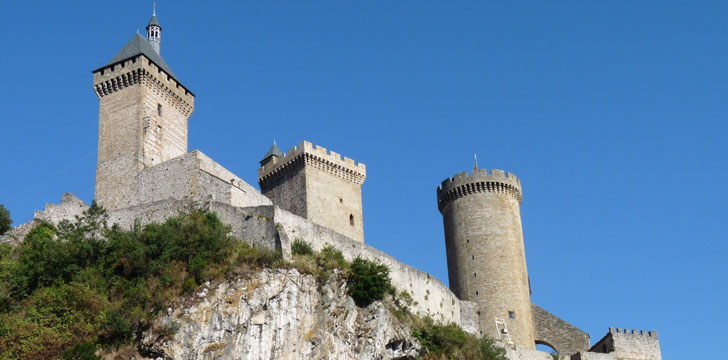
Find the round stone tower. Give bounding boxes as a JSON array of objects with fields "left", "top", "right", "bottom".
[{"left": 437, "top": 168, "right": 535, "bottom": 349}]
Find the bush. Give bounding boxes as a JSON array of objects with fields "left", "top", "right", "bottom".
[
  {"left": 317, "top": 246, "right": 347, "bottom": 272},
  {"left": 291, "top": 239, "right": 313, "bottom": 256},
  {"left": 347, "top": 257, "right": 392, "bottom": 307},
  {"left": 413, "top": 320, "right": 507, "bottom": 360},
  {"left": 0, "top": 205, "right": 11, "bottom": 236},
  {"left": 62, "top": 342, "right": 101, "bottom": 360}
]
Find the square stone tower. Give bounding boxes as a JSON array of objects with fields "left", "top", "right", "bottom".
[
  {"left": 92, "top": 13, "right": 194, "bottom": 211},
  {"left": 258, "top": 141, "right": 366, "bottom": 242}
]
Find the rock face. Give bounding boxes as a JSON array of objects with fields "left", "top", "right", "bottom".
[{"left": 141, "top": 268, "right": 420, "bottom": 360}]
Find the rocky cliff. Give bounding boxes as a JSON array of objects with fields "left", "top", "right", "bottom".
[{"left": 139, "top": 268, "right": 421, "bottom": 360}]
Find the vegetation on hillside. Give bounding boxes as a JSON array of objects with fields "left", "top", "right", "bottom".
[
  {"left": 0, "top": 204, "right": 11, "bottom": 236},
  {"left": 0, "top": 210, "right": 505, "bottom": 360},
  {"left": 412, "top": 319, "right": 508, "bottom": 360},
  {"left": 0, "top": 203, "right": 280, "bottom": 359}
]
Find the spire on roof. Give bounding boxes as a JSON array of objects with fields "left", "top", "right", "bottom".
[
  {"left": 146, "top": 5, "right": 161, "bottom": 54},
  {"left": 260, "top": 141, "right": 284, "bottom": 166}
]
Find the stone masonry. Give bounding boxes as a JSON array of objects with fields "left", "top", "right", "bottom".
[
  {"left": 437, "top": 169, "right": 535, "bottom": 349},
  {"left": 93, "top": 46, "right": 194, "bottom": 211},
  {"left": 572, "top": 328, "right": 662, "bottom": 360},
  {"left": 258, "top": 141, "right": 366, "bottom": 243}
]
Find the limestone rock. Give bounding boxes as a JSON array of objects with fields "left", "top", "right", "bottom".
[{"left": 141, "top": 268, "right": 420, "bottom": 360}]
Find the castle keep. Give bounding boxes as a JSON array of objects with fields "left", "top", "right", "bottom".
[{"left": 1, "top": 11, "right": 662, "bottom": 360}]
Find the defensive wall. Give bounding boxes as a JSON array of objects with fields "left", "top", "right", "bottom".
[
  {"left": 0, "top": 193, "right": 89, "bottom": 245},
  {"left": 532, "top": 304, "right": 590, "bottom": 358},
  {"left": 571, "top": 328, "right": 661, "bottom": 360},
  {"left": 104, "top": 196, "right": 479, "bottom": 333}
]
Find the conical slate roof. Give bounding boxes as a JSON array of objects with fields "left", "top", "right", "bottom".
[
  {"left": 105, "top": 33, "right": 175, "bottom": 79},
  {"left": 260, "top": 142, "right": 284, "bottom": 164},
  {"left": 147, "top": 14, "right": 161, "bottom": 28}
]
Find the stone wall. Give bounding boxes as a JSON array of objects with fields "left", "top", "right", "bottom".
[
  {"left": 105, "top": 198, "right": 478, "bottom": 333},
  {"left": 532, "top": 304, "right": 590, "bottom": 357},
  {"left": 437, "top": 169, "right": 535, "bottom": 347},
  {"left": 258, "top": 141, "right": 366, "bottom": 243},
  {"left": 133, "top": 151, "right": 271, "bottom": 210},
  {"left": 570, "top": 352, "right": 615, "bottom": 360},
  {"left": 0, "top": 193, "right": 89, "bottom": 245},
  {"left": 586, "top": 328, "right": 662, "bottom": 360}
]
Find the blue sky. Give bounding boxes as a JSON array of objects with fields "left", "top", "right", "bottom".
[{"left": 1, "top": 1, "right": 726, "bottom": 358}]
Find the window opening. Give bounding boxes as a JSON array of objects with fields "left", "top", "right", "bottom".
[
  {"left": 349, "top": 214, "right": 354, "bottom": 226},
  {"left": 157, "top": 104, "right": 162, "bottom": 116},
  {"left": 156, "top": 125, "right": 161, "bottom": 138},
  {"left": 508, "top": 311, "right": 516, "bottom": 319}
]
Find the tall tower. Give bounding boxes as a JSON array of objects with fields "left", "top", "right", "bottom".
[
  {"left": 437, "top": 169, "right": 535, "bottom": 349},
  {"left": 92, "top": 11, "right": 194, "bottom": 211},
  {"left": 258, "top": 141, "right": 367, "bottom": 242}
]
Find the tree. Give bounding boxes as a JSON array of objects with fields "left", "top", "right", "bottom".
[
  {"left": 0, "top": 204, "right": 11, "bottom": 236},
  {"left": 347, "top": 257, "right": 393, "bottom": 307}
]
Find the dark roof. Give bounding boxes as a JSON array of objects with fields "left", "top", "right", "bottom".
[
  {"left": 147, "top": 14, "right": 161, "bottom": 29},
  {"left": 260, "top": 143, "right": 284, "bottom": 164},
  {"left": 104, "top": 33, "right": 175, "bottom": 79}
]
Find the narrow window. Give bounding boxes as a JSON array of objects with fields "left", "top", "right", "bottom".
[
  {"left": 473, "top": 272, "right": 476, "bottom": 277},
  {"left": 475, "top": 290, "right": 478, "bottom": 296},
  {"left": 339, "top": 197, "right": 343, "bottom": 203},
  {"left": 508, "top": 311, "right": 516, "bottom": 319},
  {"left": 349, "top": 214, "right": 354, "bottom": 226},
  {"left": 471, "top": 255, "right": 474, "bottom": 260},
  {"left": 157, "top": 103, "right": 162, "bottom": 116},
  {"left": 156, "top": 125, "right": 162, "bottom": 138}
]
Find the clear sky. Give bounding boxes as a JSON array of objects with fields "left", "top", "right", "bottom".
[{"left": 1, "top": 1, "right": 726, "bottom": 358}]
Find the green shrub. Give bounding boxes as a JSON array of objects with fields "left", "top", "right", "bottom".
[
  {"left": 317, "top": 246, "right": 347, "bottom": 272},
  {"left": 62, "top": 342, "right": 101, "bottom": 360},
  {"left": 347, "top": 257, "right": 392, "bottom": 307},
  {"left": 413, "top": 320, "right": 507, "bottom": 360},
  {"left": 0, "top": 205, "right": 11, "bottom": 236},
  {"left": 291, "top": 239, "right": 313, "bottom": 256}
]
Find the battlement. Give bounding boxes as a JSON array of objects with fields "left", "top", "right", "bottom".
[
  {"left": 588, "top": 327, "right": 662, "bottom": 359},
  {"left": 258, "top": 141, "right": 366, "bottom": 188},
  {"left": 436, "top": 169, "right": 522, "bottom": 211},
  {"left": 93, "top": 55, "right": 194, "bottom": 118},
  {"left": 609, "top": 327, "right": 658, "bottom": 338}
]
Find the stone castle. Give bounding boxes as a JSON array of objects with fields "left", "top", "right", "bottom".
[{"left": 2, "top": 12, "right": 662, "bottom": 360}]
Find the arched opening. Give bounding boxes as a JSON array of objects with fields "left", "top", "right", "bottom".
[{"left": 535, "top": 341, "right": 559, "bottom": 359}]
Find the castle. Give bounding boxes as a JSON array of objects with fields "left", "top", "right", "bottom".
[{"left": 2, "top": 12, "right": 662, "bottom": 360}]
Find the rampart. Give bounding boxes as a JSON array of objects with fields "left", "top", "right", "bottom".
[
  {"left": 573, "top": 328, "right": 661, "bottom": 360},
  {"left": 258, "top": 141, "right": 366, "bottom": 189},
  {"left": 132, "top": 150, "right": 271, "bottom": 210},
  {"left": 101, "top": 197, "right": 478, "bottom": 334},
  {"left": 437, "top": 169, "right": 522, "bottom": 212},
  {"left": 0, "top": 193, "right": 89, "bottom": 245},
  {"left": 532, "top": 304, "right": 590, "bottom": 357}
]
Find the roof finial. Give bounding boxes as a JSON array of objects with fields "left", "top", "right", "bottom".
[
  {"left": 153, "top": 2, "right": 156, "bottom": 16},
  {"left": 474, "top": 154, "right": 478, "bottom": 171}
]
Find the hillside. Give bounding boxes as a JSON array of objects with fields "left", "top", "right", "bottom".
[{"left": 0, "top": 205, "right": 507, "bottom": 360}]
